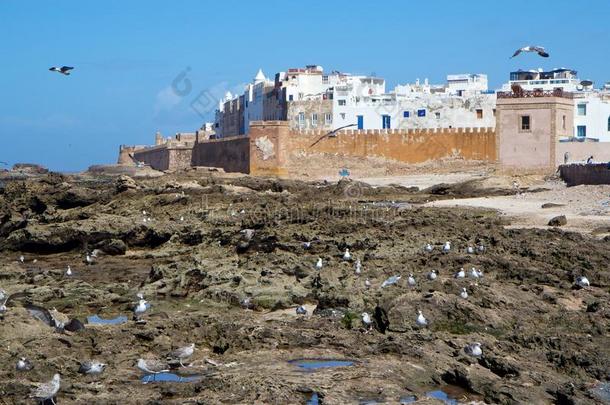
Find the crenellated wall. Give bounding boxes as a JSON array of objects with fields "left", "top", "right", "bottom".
[{"left": 248, "top": 121, "right": 496, "bottom": 176}]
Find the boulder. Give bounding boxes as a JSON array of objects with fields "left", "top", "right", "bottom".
[{"left": 548, "top": 215, "right": 567, "bottom": 227}]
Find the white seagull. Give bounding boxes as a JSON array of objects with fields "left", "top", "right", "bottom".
[
  {"left": 49, "top": 66, "right": 74, "bottom": 75},
  {"left": 78, "top": 361, "right": 106, "bottom": 375},
  {"left": 65, "top": 266, "right": 72, "bottom": 276},
  {"left": 424, "top": 243, "right": 433, "bottom": 253},
  {"left": 361, "top": 312, "right": 373, "bottom": 330},
  {"left": 343, "top": 248, "right": 351, "bottom": 261},
  {"left": 134, "top": 298, "right": 149, "bottom": 320},
  {"left": 354, "top": 259, "right": 362, "bottom": 275},
  {"left": 477, "top": 244, "right": 486, "bottom": 253},
  {"left": 460, "top": 287, "right": 469, "bottom": 299},
  {"left": 16, "top": 357, "right": 33, "bottom": 371},
  {"left": 416, "top": 310, "right": 428, "bottom": 327},
  {"left": 407, "top": 273, "right": 416, "bottom": 287},
  {"left": 30, "top": 373, "right": 61, "bottom": 404},
  {"left": 381, "top": 275, "right": 401, "bottom": 288},
  {"left": 427, "top": 270, "right": 437, "bottom": 281},
  {"left": 466, "top": 246, "right": 474, "bottom": 254},
  {"left": 364, "top": 279, "right": 371, "bottom": 288},
  {"left": 470, "top": 267, "right": 483, "bottom": 279},
  {"left": 296, "top": 305, "right": 308, "bottom": 315},
  {"left": 455, "top": 268, "right": 466, "bottom": 278},
  {"left": 19, "top": 255, "right": 25, "bottom": 264},
  {"left": 576, "top": 276, "right": 590, "bottom": 288},
  {"left": 303, "top": 241, "right": 312, "bottom": 249},
  {"left": 442, "top": 241, "right": 451, "bottom": 253},
  {"left": 511, "top": 45, "right": 549, "bottom": 58},
  {"left": 315, "top": 258, "right": 323, "bottom": 270},
  {"left": 464, "top": 342, "right": 483, "bottom": 357}
]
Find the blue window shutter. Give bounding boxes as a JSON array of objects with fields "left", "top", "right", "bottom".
[
  {"left": 417, "top": 109, "right": 426, "bottom": 117},
  {"left": 403, "top": 111, "right": 410, "bottom": 118}
]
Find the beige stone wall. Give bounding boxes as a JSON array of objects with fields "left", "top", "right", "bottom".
[
  {"left": 556, "top": 142, "right": 610, "bottom": 165},
  {"left": 132, "top": 145, "right": 193, "bottom": 171},
  {"left": 248, "top": 121, "right": 495, "bottom": 177},
  {"left": 191, "top": 136, "right": 250, "bottom": 173},
  {"left": 287, "top": 100, "right": 333, "bottom": 131}
]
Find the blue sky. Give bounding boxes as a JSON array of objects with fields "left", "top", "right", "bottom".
[{"left": 1, "top": 0, "right": 608, "bottom": 171}]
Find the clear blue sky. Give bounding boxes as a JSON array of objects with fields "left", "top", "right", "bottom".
[{"left": 1, "top": 0, "right": 608, "bottom": 171}]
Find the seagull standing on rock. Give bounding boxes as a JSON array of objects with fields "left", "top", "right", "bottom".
[
  {"left": 303, "top": 241, "right": 312, "bottom": 250},
  {"left": 361, "top": 312, "right": 373, "bottom": 331},
  {"left": 134, "top": 297, "right": 149, "bottom": 321},
  {"left": 65, "top": 266, "right": 72, "bottom": 277},
  {"left": 470, "top": 267, "right": 483, "bottom": 279},
  {"left": 16, "top": 357, "right": 33, "bottom": 371},
  {"left": 416, "top": 310, "right": 428, "bottom": 327},
  {"left": 407, "top": 273, "right": 416, "bottom": 287},
  {"left": 576, "top": 276, "right": 590, "bottom": 288},
  {"left": 364, "top": 279, "right": 371, "bottom": 289},
  {"left": 443, "top": 242, "right": 451, "bottom": 253},
  {"left": 30, "top": 373, "right": 60, "bottom": 405},
  {"left": 167, "top": 343, "right": 195, "bottom": 367},
  {"left": 466, "top": 246, "right": 474, "bottom": 254},
  {"left": 460, "top": 288, "right": 469, "bottom": 299},
  {"left": 464, "top": 342, "right": 483, "bottom": 357},
  {"left": 78, "top": 361, "right": 106, "bottom": 375},
  {"left": 427, "top": 270, "right": 437, "bottom": 281},
  {"left": 354, "top": 259, "right": 362, "bottom": 275},
  {"left": 455, "top": 268, "right": 465, "bottom": 279},
  {"left": 19, "top": 255, "right": 25, "bottom": 264},
  {"left": 425, "top": 243, "right": 433, "bottom": 253},
  {"left": 477, "top": 244, "right": 486, "bottom": 253},
  {"left": 343, "top": 248, "right": 351, "bottom": 261},
  {"left": 315, "top": 258, "right": 323, "bottom": 270},
  {"left": 296, "top": 305, "right": 308, "bottom": 315}
]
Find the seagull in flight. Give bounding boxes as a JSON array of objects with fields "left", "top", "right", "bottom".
[
  {"left": 310, "top": 123, "right": 358, "bottom": 147},
  {"left": 511, "top": 46, "right": 549, "bottom": 58},
  {"left": 49, "top": 66, "right": 74, "bottom": 75}
]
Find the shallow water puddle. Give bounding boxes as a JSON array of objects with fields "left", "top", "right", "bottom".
[
  {"left": 590, "top": 381, "right": 610, "bottom": 403},
  {"left": 399, "top": 395, "right": 417, "bottom": 404},
  {"left": 140, "top": 372, "right": 202, "bottom": 383},
  {"left": 289, "top": 359, "right": 354, "bottom": 371},
  {"left": 86, "top": 314, "right": 128, "bottom": 325},
  {"left": 306, "top": 392, "right": 319, "bottom": 405},
  {"left": 426, "top": 390, "right": 459, "bottom": 405}
]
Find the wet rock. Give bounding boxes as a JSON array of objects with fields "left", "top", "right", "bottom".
[
  {"left": 373, "top": 306, "right": 389, "bottom": 334},
  {"left": 542, "top": 203, "right": 565, "bottom": 209},
  {"left": 548, "top": 215, "right": 567, "bottom": 227},
  {"left": 96, "top": 239, "right": 127, "bottom": 255}
]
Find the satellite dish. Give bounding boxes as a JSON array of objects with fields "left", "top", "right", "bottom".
[{"left": 580, "top": 80, "right": 593, "bottom": 87}]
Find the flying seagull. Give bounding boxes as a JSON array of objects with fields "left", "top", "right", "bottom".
[
  {"left": 24, "top": 304, "right": 85, "bottom": 333},
  {"left": 310, "top": 123, "right": 358, "bottom": 148},
  {"left": 511, "top": 46, "right": 549, "bottom": 58},
  {"left": 49, "top": 66, "right": 74, "bottom": 75},
  {"left": 167, "top": 343, "right": 195, "bottom": 367},
  {"left": 381, "top": 275, "right": 401, "bottom": 288},
  {"left": 30, "top": 373, "right": 60, "bottom": 405}
]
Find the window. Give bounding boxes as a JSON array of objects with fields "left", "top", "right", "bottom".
[
  {"left": 288, "top": 95, "right": 294, "bottom": 101},
  {"left": 322, "top": 75, "right": 329, "bottom": 84},
  {"left": 608, "top": 116, "right": 610, "bottom": 131},
  {"left": 476, "top": 109, "right": 483, "bottom": 119},
  {"left": 340, "top": 113, "right": 346, "bottom": 119},
  {"left": 493, "top": 109, "right": 496, "bottom": 117},
  {"left": 298, "top": 112, "right": 305, "bottom": 127},
  {"left": 577, "top": 125, "right": 586, "bottom": 137},
  {"left": 417, "top": 109, "right": 426, "bottom": 117},
  {"left": 311, "top": 113, "right": 318, "bottom": 127},
  {"left": 435, "top": 112, "right": 441, "bottom": 119},
  {"left": 562, "top": 115, "right": 566, "bottom": 130},
  {"left": 357, "top": 115, "right": 364, "bottom": 129},
  {"left": 577, "top": 103, "right": 587, "bottom": 116},
  {"left": 520, "top": 115, "right": 530, "bottom": 131},
  {"left": 403, "top": 111, "right": 410, "bottom": 118},
  {"left": 338, "top": 99, "right": 346, "bottom": 106},
  {"left": 382, "top": 115, "right": 391, "bottom": 129},
  {"left": 325, "top": 113, "right": 332, "bottom": 125}
]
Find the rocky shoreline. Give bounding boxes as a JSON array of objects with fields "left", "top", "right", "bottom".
[{"left": 0, "top": 171, "right": 608, "bottom": 404}]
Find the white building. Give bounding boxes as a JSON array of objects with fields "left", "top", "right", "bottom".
[
  {"left": 332, "top": 74, "right": 496, "bottom": 130},
  {"left": 501, "top": 68, "right": 610, "bottom": 141}
]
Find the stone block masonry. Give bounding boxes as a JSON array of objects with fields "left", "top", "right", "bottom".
[
  {"left": 247, "top": 121, "right": 496, "bottom": 176},
  {"left": 191, "top": 136, "right": 250, "bottom": 174},
  {"left": 559, "top": 163, "right": 610, "bottom": 186},
  {"left": 132, "top": 144, "right": 193, "bottom": 171}
]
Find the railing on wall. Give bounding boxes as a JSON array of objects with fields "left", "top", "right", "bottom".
[{"left": 497, "top": 88, "right": 573, "bottom": 99}]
